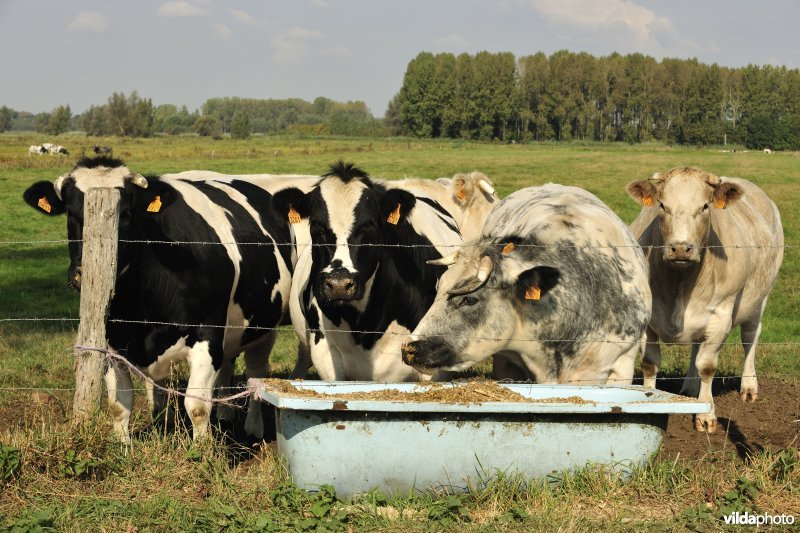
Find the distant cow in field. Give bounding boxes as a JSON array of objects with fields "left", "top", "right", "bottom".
[
  {"left": 627, "top": 167, "right": 783, "bottom": 432},
  {"left": 93, "top": 145, "right": 113, "bottom": 156},
  {"left": 28, "top": 145, "right": 46, "bottom": 155},
  {"left": 51, "top": 145, "right": 68, "bottom": 155},
  {"left": 401, "top": 184, "right": 651, "bottom": 385}
]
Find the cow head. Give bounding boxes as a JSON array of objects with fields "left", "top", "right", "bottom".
[
  {"left": 273, "top": 161, "right": 417, "bottom": 308},
  {"left": 438, "top": 171, "right": 498, "bottom": 242},
  {"left": 401, "top": 239, "right": 561, "bottom": 374},
  {"left": 23, "top": 157, "right": 159, "bottom": 290},
  {"left": 627, "top": 167, "right": 743, "bottom": 268}
]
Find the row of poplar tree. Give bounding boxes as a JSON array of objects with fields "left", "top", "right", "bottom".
[{"left": 385, "top": 50, "right": 800, "bottom": 149}]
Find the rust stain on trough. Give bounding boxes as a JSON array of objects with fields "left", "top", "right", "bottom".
[
  {"left": 335, "top": 424, "right": 346, "bottom": 430},
  {"left": 332, "top": 400, "right": 348, "bottom": 411},
  {"left": 610, "top": 406, "right": 623, "bottom": 413}
]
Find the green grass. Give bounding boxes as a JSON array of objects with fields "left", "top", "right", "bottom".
[{"left": 1, "top": 133, "right": 799, "bottom": 530}]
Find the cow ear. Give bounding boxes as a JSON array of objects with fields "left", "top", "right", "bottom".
[
  {"left": 712, "top": 181, "right": 743, "bottom": 209},
  {"left": 514, "top": 266, "right": 560, "bottom": 302},
  {"left": 23, "top": 181, "right": 65, "bottom": 216},
  {"left": 452, "top": 175, "right": 472, "bottom": 206},
  {"left": 626, "top": 179, "right": 660, "bottom": 207},
  {"left": 382, "top": 189, "right": 416, "bottom": 226},
  {"left": 272, "top": 187, "right": 310, "bottom": 223},
  {"left": 127, "top": 180, "right": 179, "bottom": 214}
]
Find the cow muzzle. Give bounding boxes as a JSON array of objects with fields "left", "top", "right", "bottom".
[
  {"left": 401, "top": 339, "right": 455, "bottom": 374},
  {"left": 67, "top": 266, "right": 82, "bottom": 291},
  {"left": 320, "top": 269, "right": 359, "bottom": 302},
  {"left": 664, "top": 241, "right": 699, "bottom": 267}
]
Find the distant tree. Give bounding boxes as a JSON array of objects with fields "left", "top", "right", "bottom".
[
  {"left": 34, "top": 112, "right": 51, "bottom": 133},
  {"left": 81, "top": 105, "right": 108, "bottom": 136},
  {"left": 47, "top": 105, "right": 71, "bottom": 135},
  {"left": 230, "top": 111, "right": 251, "bottom": 139},
  {"left": 194, "top": 115, "right": 221, "bottom": 137},
  {"left": 106, "top": 91, "right": 154, "bottom": 137},
  {"left": 0, "top": 106, "right": 12, "bottom": 132}
]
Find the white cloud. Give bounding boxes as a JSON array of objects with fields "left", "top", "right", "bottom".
[
  {"left": 228, "top": 8, "right": 257, "bottom": 25},
  {"left": 157, "top": 1, "right": 209, "bottom": 18},
  {"left": 213, "top": 23, "right": 231, "bottom": 39},
  {"left": 270, "top": 27, "right": 324, "bottom": 64},
  {"left": 531, "top": 0, "right": 679, "bottom": 52},
  {"left": 68, "top": 11, "right": 108, "bottom": 33},
  {"left": 433, "top": 34, "right": 471, "bottom": 48}
]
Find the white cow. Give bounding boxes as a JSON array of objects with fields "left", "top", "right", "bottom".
[{"left": 627, "top": 167, "right": 783, "bottom": 432}]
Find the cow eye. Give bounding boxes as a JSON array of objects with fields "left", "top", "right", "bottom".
[
  {"left": 658, "top": 202, "right": 671, "bottom": 214},
  {"left": 456, "top": 296, "right": 478, "bottom": 308},
  {"left": 702, "top": 203, "right": 709, "bottom": 211}
]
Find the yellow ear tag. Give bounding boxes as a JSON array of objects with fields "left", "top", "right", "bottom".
[
  {"left": 146, "top": 196, "right": 162, "bottom": 213},
  {"left": 37, "top": 196, "right": 52, "bottom": 213},
  {"left": 456, "top": 189, "right": 466, "bottom": 201},
  {"left": 525, "top": 285, "right": 541, "bottom": 300},
  {"left": 642, "top": 196, "right": 654, "bottom": 206},
  {"left": 714, "top": 198, "right": 726, "bottom": 209},
  {"left": 288, "top": 205, "right": 301, "bottom": 224},
  {"left": 387, "top": 203, "right": 401, "bottom": 225},
  {"left": 502, "top": 242, "right": 516, "bottom": 254}
]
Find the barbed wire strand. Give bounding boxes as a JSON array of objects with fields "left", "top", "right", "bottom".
[{"left": 2, "top": 316, "right": 800, "bottom": 347}]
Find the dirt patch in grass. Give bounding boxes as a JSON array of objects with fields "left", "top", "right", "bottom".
[{"left": 660, "top": 377, "right": 800, "bottom": 461}]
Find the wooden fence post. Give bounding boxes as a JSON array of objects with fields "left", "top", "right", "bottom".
[{"left": 73, "top": 187, "right": 120, "bottom": 426}]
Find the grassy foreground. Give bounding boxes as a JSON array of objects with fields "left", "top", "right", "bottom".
[{"left": 0, "top": 133, "right": 798, "bottom": 530}]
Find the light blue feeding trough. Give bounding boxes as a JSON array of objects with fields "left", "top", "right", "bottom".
[{"left": 256, "top": 381, "right": 709, "bottom": 498}]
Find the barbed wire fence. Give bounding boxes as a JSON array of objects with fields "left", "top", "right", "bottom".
[{"left": 1, "top": 190, "right": 797, "bottom": 421}]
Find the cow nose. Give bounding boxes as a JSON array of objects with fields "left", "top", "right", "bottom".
[
  {"left": 669, "top": 242, "right": 694, "bottom": 258},
  {"left": 401, "top": 342, "right": 416, "bottom": 365},
  {"left": 322, "top": 270, "right": 357, "bottom": 300},
  {"left": 67, "top": 267, "right": 82, "bottom": 291}
]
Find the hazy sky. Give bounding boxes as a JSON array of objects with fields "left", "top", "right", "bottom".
[{"left": 1, "top": 0, "right": 798, "bottom": 117}]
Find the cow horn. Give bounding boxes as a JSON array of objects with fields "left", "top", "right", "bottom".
[
  {"left": 476, "top": 255, "right": 493, "bottom": 282},
  {"left": 129, "top": 173, "right": 149, "bottom": 188},
  {"left": 477, "top": 179, "right": 495, "bottom": 196},
  {"left": 427, "top": 250, "right": 460, "bottom": 266}
]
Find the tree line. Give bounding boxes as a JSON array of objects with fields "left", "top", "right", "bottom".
[
  {"left": 0, "top": 94, "right": 387, "bottom": 138},
  {"left": 3, "top": 49, "right": 800, "bottom": 149},
  {"left": 387, "top": 50, "right": 800, "bottom": 149}
]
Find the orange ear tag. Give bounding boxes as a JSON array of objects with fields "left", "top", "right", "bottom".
[
  {"left": 288, "top": 205, "right": 301, "bottom": 224},
  {"left": 525, "top": 285, "right": 541, "bottom": 300},
  {"left": 146, "top": 196, "right": 162, "bottom": 213},
  {"left": 502, "top": 242, "right": 516, "bottom": 254},
  {"left": 387, "top": 203, "right": 401, "bottom": 225},
  {"left": 642, "top": 196, "right": 654, "bottom": 206},
  {"left": 37, "top": 196, "right": 52, "bottom": 213},
  {"left": 456, "top": 190, "right": 466, "bottom": 201},
  {"left": 714, "top": 198, "right": 726, "bottom": 209}
]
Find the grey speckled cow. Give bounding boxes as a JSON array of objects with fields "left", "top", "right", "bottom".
[{"left": 401, "top": 183, "right": 651, "bottom": 385}]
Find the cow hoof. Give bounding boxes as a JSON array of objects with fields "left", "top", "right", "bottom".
[
  {"left": 694, "top": 415, "right": 717, "bottom": 433},
  {"left": 740, "top": 389, "right": 758, "bottom": 403}
]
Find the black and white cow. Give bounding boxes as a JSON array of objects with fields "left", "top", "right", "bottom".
[
  {"left": 93, "top": 145, "right": 113, "bottom": 156},
  {"left": 273, "top": 161, "right": 468, "bottom": 382},
  {"left": 401, "top": 184, "right": 652, "bottom": 384},
  {"left": 23, "top": 157, "right": 310, "bottom": 442}
]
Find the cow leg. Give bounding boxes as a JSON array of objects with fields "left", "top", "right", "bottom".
[
  {"left": 740, "top": 316, "right": 763, "bottom": 403},
  {"left": 214, "top": 357, "right": 236, "bottom": 425},
  {"left": 679, "top": 342, "right": 701, "bottom": 397},
  {"left": 641, "top": 327, "right": 661, "bottom": 389},
  {"left": 291, "top": 339, "right": 312, "bottom": 379},
  {"left": 104, "top": 361, "right": 134, "bottom": 445},
  {"left": 243, "top": 332, "right": 276, "bottom": 440},
  {"left": 310, "top": 336, "right": 346, "bottom": 381},
  {"left": 184, "top": 341, "right": 220, "bottom": 440},
  {"left": 692, "top": 315, "right": 732, "bottom": 433}
]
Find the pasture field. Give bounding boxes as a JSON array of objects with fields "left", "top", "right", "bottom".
[{"left": 0, "top": 132, "right": 798, "bottom": 530}]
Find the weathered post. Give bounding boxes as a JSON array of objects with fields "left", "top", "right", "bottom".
[{"left": 72, "top": 187, "right": 120, "bottom": 426}]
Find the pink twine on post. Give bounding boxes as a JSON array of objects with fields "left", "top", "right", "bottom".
[{"left": 73, "top": 345, "right": 261, "bottom": 406}]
